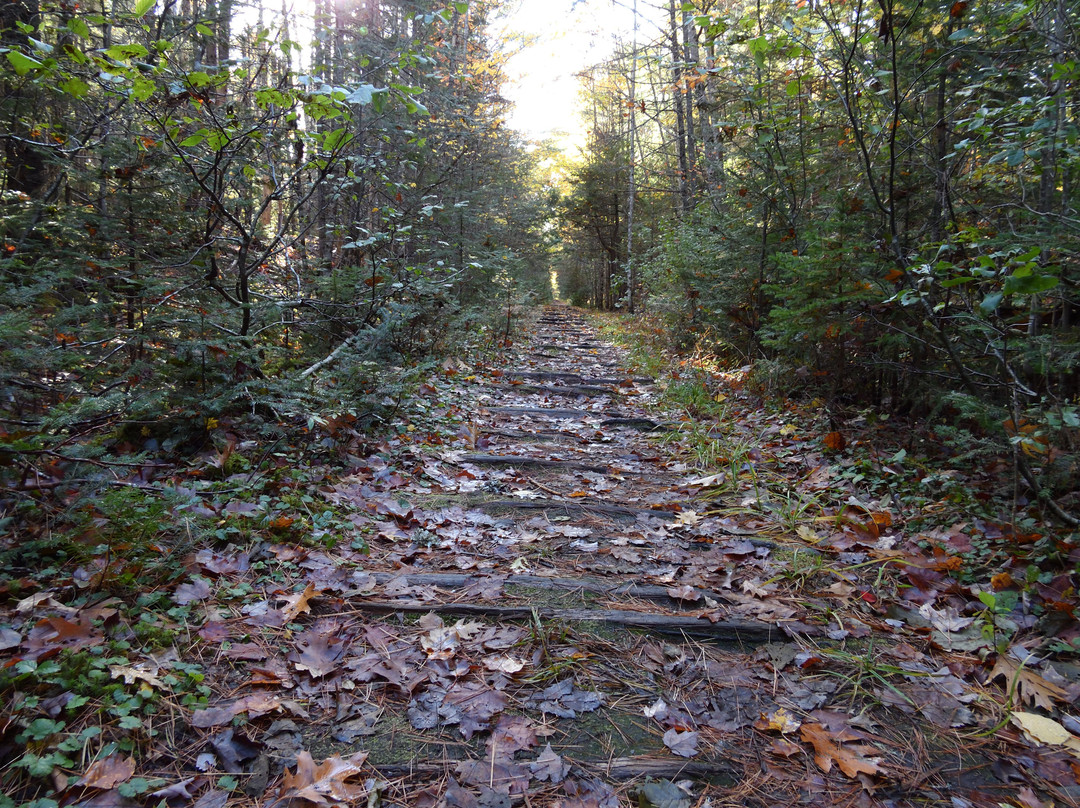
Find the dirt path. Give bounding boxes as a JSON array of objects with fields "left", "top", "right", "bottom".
[
  {"left": 284, "top": 305, "right": 818, "bottom": 804},
  {"left": 253, "top": 306, "right": 950, "bottom": 806},
  {"left": 225, "top": 305, "right": 1062, "bottom": 808},
  {"left": 13, "top": 305, "right": 1075, "bottom": 808}
]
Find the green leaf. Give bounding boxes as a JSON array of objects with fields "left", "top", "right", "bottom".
[
  {"left": 195, "top": 22, "right": 214, "bottom": 36},
  {"left": 454, "top": 1, "right": 469, "bottom": 11},
  {"left": 206, "top": 130, "right": 228, "bottom": 151},
  {"left": 118, "top": 777, "right": 152, "bottom": 796},
  {"left": 117, "top": 715, "right": 144, "bottom": 730},
  {"left": 1006, "top": 148, "right": 1025, "bottom": 167},
  {"left": 178, "top": 129, "right": 207, "bottom": 147},
  {"left": 948, "top": 27, "right": 975, "bottom": 41},
  {"left": 60, "top": 76, "right": 90, "bottom": 98},
  {"left": 979, "top": 291, "right": 1003, "bottom": 314},
  {"left": 23, "top": 718, "right": 65, "bottom": 740},
  {"left": 785, "top": 79, "right": 800, "bottom": 97},
  {"left": 105, "top": 43, "right": 149, "bottom": 61},
  {"left": 6, "top": 51, "right": 44, "bottom": 74},
  {"left": 939, "top": 276, "right": 975, "bottom": 287},
  {"left": 322, "top": 127, "right": 353, "bottom": 152},
  {"left": 131, "top": 75, "right": 154, "bottom": 101},
  {"left": 1003, "top": 274, "right": 1058, "bottom": 295},
  {"left": 69, "top": 18, "right": 92, "bottom": 38},
  {"left": 134, "top": 0, "right": 156, "bottom": 15}
]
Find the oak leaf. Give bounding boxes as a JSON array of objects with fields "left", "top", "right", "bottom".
[
  {"left": 800, "top": 722, "right": 882, "bottom": 778},
  {"left": 279, "top": 583, "right": 318, "bottom": 621},
  {"left": 989, "top": 656, "right": 1066, "bottom": 710},
  {"left": 275, "top": 751, "right": 369, "bottom": 807}
]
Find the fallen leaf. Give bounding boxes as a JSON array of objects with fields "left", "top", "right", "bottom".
[
  {"left": 989, "top": 656, "right": 1066, "bottom": 710},
  {"left": 274, "top": 751, "right": 369, "bottom": 807},
  {"left": 662, "top": 728, "right": 699, "bottom": 758},
  {"left": 109, "top": 664, "right": 165, "bottom": 690},
  {"left": 800, "top": 722, "right": 882, "bottom": 778},
  {"left": 673, "top": 511, "right": 700, "bottom": 527},
  {"left": 279, "top": 583, "right": 318, "bottom": 621},
  {"left": 290, "top": 630, "right": 347, "bottom": 678},
  {"left": 77, "top": 755, "right": 136, "bottom": 789},
  {"left": 482, "top": 655, "right": 526, "bottom": 674},
  {"left": 823, "top": 431, "right": 846, "bottom": 451},
  {"left": 530, "top": 743, "right": 569, "bottom": 783},
  {"left": 637, "top": 780, "right": 691, "bottom": 808},
  {"left": 487, "top": 715, "right": 538, "bottom": 757},
  {"left": 685, "top": 473, "right": 725, "bottom": 488},
  {"left": 174, "top": 577, "right": 212, "bottom": 605},
  {"left": 643, "top": 699, "right": 668, "bottom": 719},
  {"left": 754, "top": 707, "right": 801, "bottom": 734},
  {"left": 1011, "top": 712, "right": 1080, "bottom": 757},
  {"left": 665, "top": 585, "right": 701, "bottom": 602},
  {"left": 16, "top": 592, "right": 74, "bottom": 614}
]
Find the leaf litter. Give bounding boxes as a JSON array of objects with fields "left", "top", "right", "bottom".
[{"left": 2, "top": 306, "right": 1079, "bottom": 808}]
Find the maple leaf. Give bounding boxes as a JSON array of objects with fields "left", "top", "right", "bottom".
[
  {"left": 989, "top": 656, "right": 1066, "bottom": 710},
  {"left": 799, "top": 722, "right": 882, "bottom": 779},
  {"left": 487, "top": 715, "right": 538, "bottom": 757},
  {"left": 274, "top": 751, "right": 369, "bottom": 807}
]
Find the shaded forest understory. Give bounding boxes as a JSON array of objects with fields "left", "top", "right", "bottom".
[{"left": 1, "top": 0, "right": 1080, "bottom": 804}]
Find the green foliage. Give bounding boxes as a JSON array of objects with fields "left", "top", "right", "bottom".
[{"left": 563, "top": 0, "right": 1080, "bottom": 526}]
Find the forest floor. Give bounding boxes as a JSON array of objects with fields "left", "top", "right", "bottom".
[{"left": 4, "top": 305, "right": 1080, "bottom": 808}]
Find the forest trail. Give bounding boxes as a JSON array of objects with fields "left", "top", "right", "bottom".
[
  {"left": 9, "top": 306, "right": 1077, "bottom": 808},
  {"left": 235, "top": 305, "right": 1012, "bottom": 807},
  {"left": 328, "top": 303, "right": 786, "bottom": 799}
]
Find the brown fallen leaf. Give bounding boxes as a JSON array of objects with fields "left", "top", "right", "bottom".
[
  {"left": 989, "top": 655, "right": 1067, "bottom": 711},
  {"left": 274, "top": 751, "right": 369, "bottom": 807},
  {"left": 279, "top": 583, "right": 318, "bottom": 621},
  {"left": 800, "top": 722, "right": 882, "bottom": 779},
  {"left": 290, "top": 630, "right": 347, "bottom": 678},
  {"left": 769, "top": 738, "right": 803, "bottom": 757},
  {"left": 174, "top": 577, "right": 213, "bottom": 605},
  {"left": 666, "top": 585, "right": 702, "bottom": 602},
  {"left": 530, "top": 743, "right": 569, "bottom": 784},
  {"left": 77, "top": 755, "right": 135, "bottom": 789}
]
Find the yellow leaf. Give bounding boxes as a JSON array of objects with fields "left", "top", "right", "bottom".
[{"left": 1010, "top": 712, "right": 1080, "bottom": 757}]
